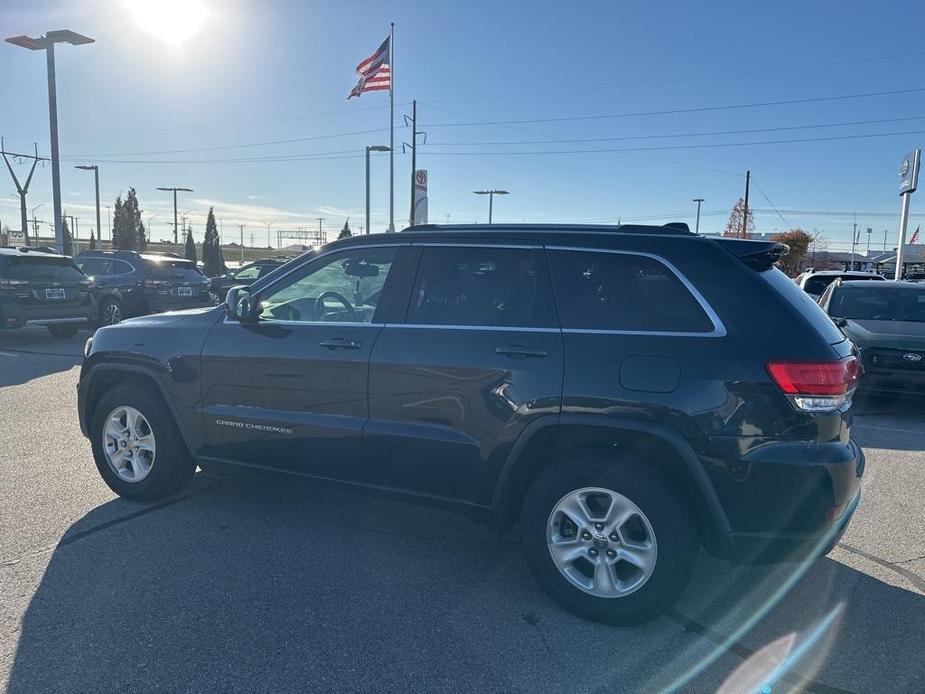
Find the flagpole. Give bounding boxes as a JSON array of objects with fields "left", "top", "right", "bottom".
[{"left": 388, "top": 22, "right": 395, "bottom": 233}]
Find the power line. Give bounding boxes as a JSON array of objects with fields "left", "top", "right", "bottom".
[
  {"left": 421, "top": 86, "right": 925, "bottom": 128},
  {"left": 750, "top": 178, "right": 792, "bottom": 230},
  {"left": 423, "top": 115, "right": 925, "bottom": 146}
]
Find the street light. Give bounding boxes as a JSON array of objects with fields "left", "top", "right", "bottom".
[
  {"left": 366, "top": 145, "right": 390, "bottom": 235},
  {"left": 473, "top": 190, "right": 509, "bottom": 224},
  {"left": 692, "top": 197, "right": 705, "bottom": 235},
  {"left": 7, "top": 30, "right": 95, "bottom": 253},
  {"left": 75, "top": 164, "right": 101, "bottom": 245},
  {"left": 155, "top": 186, "right": 193, "bottom": 245}
]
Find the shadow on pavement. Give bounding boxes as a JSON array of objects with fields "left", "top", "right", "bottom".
[
  {"left": 0, "top": 327, "right": 90, "bottom": 388},
  {"left": 5, "top": 473, "right": 924, "bottom": 693}
]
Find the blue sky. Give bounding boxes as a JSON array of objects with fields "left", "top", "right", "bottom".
[{"left": 1, "top": 0, "right": 925, "bottom": 251}]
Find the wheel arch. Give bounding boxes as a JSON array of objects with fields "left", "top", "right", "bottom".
[
  {"left": 81, "top": 362, "right": 196, "bottom": 458},
  {"left": 493, "top": 415, "right": 734, "bottom": 554}
]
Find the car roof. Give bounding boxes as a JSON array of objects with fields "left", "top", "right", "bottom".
[
  {"left": 0, "top": 247, "right": 71, "bottom": 259},
  {"left": 839, "top": 279, "right": 925, "bottom": 290},
  {"left": 808, "top": 270, "right": 881, "bottom": 277},
  {"left": 401, "top": 222, "right": 694, "bottom": 236}
]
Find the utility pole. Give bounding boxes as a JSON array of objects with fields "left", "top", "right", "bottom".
[
  {"left": 316, "top": 217, "right": 325, "bottom": 246},
  {"left": 866, "top": 227, "right": 872, "bottom": 256},
  {"left": 106, "top": 205, "right": 111, "bottom": 239},
  {"left": 741, "top": 170, "right": 750, "bottom": 239},
  {"left": 75, "top": 164, "right": 100, "bottom": 245},
  {"left": 850, "top": 219, "right": 858, "bottom": 271},
  {"left": 156, "top": 186, "right": 193, "bottom": 245},
  {"left": 239, "top": 224, "right": 245, "bottom": 263},
  {"left": 474, "top": 190, "right": 509, "bottom": 224},
  {"left": 883, "top": 228, "right": 888, "bottom": 252},
  {"left": 1, "top": 140, "right": 46, "bottom": 245},
  {"left": 692, "top": 198, "right": 705, "bottom": 234}
]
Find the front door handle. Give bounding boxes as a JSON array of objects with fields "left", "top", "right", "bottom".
[
  {"left": 320, "top": 337, "right": 362, "bottom": 350},
  {"left": 495, "top": 344, "right": 548, "bottom": 358}
]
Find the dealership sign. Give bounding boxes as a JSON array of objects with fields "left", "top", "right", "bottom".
[
  {"left": 413, "top": 169, "right": 428, "bottom": 225},
  {"left": 899, "top": 149, "right": 920, "bottom": 195}
]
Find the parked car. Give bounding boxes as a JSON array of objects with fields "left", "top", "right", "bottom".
[
  {"left": 77, "top": 223, "right": 864, "bottom": 624},
  {"left": 819, "top": 279, "right": 925, "bottom": 396},
  {"left": 794, "top": 268, "right": 885, "bottom": 298},
  {"left": 205, "top": 257, "right": 292, "bottom": 305},
  {"left": 74, "top": 250, "right": 212, "bottom": 325},
  {"left": 0, "top": 247, "right": 96, "bottom": 337}
]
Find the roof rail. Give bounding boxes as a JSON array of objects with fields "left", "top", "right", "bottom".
[{"left": 401, "top": 222, "right": 694, "bottom": 236}]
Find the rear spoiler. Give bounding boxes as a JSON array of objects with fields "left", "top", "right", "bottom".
[{"left": 710, "top": 238, "right": 789, "bottom": 271}]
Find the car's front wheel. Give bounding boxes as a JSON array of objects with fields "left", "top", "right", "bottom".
[
  {"left": 521, "top": 452, "right": 696, "bottom": 625},
  {"left": 99, "top": 298, "right": 124, "bottom": 326},
  {"left": 90, "top": 384, "right": 195, "bottom": 500}
]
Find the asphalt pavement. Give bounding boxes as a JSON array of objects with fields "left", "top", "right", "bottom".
[{"left": 1, "top": 326, "right": 923, "bottom": 693}]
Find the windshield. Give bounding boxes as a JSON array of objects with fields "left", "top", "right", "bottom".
[
  {"left": 831, "top": 285, "right": 925, "bottom": 322},
  {"left": 3, "top": 256, "right": 87, "bottom": 282}
]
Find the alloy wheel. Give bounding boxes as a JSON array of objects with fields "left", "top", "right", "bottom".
[
  {"left": 102, "top": 303, "right": 122, "bottom": 325},
  {"left": 546, "top": 486, "right": 658, "bottom": 598},
  {"left": 102, "top": 405, "right": 156, "bottom": 483}
]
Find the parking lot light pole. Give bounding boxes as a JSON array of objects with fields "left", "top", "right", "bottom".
[
  {"left": 366, "top": 146, "right": 390, "bottom": 235},
  {"left": 75, "top": 165, "right": 100, "bottom": 244},
  {"left": 474, "top": 190, "right": 509, "bottom": 224},
  {"left": 6, "top": 30, "right": 95, "bottom": 254},
  {"left": 156, "top": 187, "right": 193, "bottom": 246},
  {"left": 692, "top": 198, "right": 705, "bottom": 234}
]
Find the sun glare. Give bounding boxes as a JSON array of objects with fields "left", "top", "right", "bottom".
[{"left": 124, "top": 0, "right": 209, "bottom": 46}]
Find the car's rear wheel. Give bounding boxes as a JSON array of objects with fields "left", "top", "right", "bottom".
[
  {"left": 521, "top": 452, "right": 696, "bottom": 625},
  {"left": 208, "top": 290, "right": 222, "bottom": 306},
  {"left": 99, "top": 298, "right": 124, "bottom": 326},
  {"left": 47, "top": 324, "right": 81, "bottom": 338},
  {"left": 90, "top": 384, "right": 195, "bottom": 500}
]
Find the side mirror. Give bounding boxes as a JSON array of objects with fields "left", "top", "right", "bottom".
[
  {"left": 224, "top": 286, "right": 255, "bottom": 323},
  {"left": 831, "top": 316, "right": 848, "bottom": 328}
]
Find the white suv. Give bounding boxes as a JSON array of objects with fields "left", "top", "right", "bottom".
[{"left": 795, "top": 269, "right": 885, "bottom": 299}]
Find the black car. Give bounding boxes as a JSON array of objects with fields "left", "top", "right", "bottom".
[
  {"left": 819, "top": 279, "right": 925, "bottom": 395},
  {"left": 77, "top": 224, "right": 864, "bottom": 624},
  {"left": 74, "top": 250, "right": 212, "bottom": 325},
  {"left": 0, "top": 247, "right": 96, "bottom": 337},
  {"left": 205, "top": 257, "right": 292, "bottom": 305}
]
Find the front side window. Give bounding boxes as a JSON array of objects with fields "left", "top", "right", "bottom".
[
  {"left": 548, "top": 249, "right": 714, "bottom": 333},
  {"left": 258, "top": 246, "right": 396, "bottom": 323},
  {"left": 407, "top": 246, "right": 545, "bottom": 328}
]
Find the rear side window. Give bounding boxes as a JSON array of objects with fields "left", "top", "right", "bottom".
[
  {"left": 762, "top": 268, "right": 845, "bottom": 343},
  {"left": 548, "top": 249, "right": 715, "bottom": 333},
  {"left": 803, "top": 275, "right": 837, "bottom": 296},
  {"left": 408, "top": 246, "right": 549, "bottom": 328},
  {"left": 5, "top": 256, "right": 86, "bottom": 282},
  {"left": 145, "top": 260, "right": 204, "bottom": 281}
]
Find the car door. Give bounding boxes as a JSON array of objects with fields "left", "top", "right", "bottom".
[
  {"left": 199, "top": 243, "right": 406, "bottom": 481},
  {"left": 364, "top": 241, "right": 564, "bottom": 505}
]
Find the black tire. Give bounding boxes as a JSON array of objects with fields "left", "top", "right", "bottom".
[
  {"left": 47, "top": 324, "right": 81, "bottom": 338},
  {"left": 90, "top": 383, "right": 196, "bottom": 501},
  {"left": 98, "top": 297, "right": 124, "bottom": 326},
  {"left": 521, "top": 451, "right": 697, "bottom": 625}
]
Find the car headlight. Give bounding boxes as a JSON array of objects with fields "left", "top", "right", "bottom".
[{"left": 84, "top": 337, "right": 93, "bottom": 358}]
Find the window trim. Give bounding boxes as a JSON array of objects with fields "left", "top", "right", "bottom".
[{"left": 546, "top": 245, "right": 727, "bottom": 338}]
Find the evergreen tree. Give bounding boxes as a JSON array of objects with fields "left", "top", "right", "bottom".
[
  {"left": 88, "top": 233, "right": 97, "bottom": 250},
  {"left": 202, "top": 207, "right": 225, "bottom": 277},
  {"left": 62, "top": 218, "right": 74, "bottom": 256},
  {"left": 110, "top": 188, "right": 146, "bottom": 250},
  {"left": 338, "top": 218, "right": 352, "bottom": 239},
  {"left": 184, "top": 226, "right": 197, "bottom": 262}
]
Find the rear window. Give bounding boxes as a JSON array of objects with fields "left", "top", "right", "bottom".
[
  {"left": 831, "top": 285, "right": 925, "bottom": 322},
  {"left": 144, "top": 260, "right": 204, "bottom": 281},
  {"left": 3, "top": 256, "right": 86, "bottom": 282},
  {"left": 763, "top": 267, "right": 845, "bottom": 343},
  {"left": 548, "top": 249, "right": 715, "bottom": 333}
]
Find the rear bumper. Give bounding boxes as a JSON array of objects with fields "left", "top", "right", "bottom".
[
  {"left": 709, "top": 438, "right": 864, "bottom": 562},
  {"left": 0, "top": 299, "right": 97, "bottom": 328}
]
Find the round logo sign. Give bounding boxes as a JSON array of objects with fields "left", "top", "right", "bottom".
[{"left": 901, "top": 159, "right": 911, "bottom": 176}]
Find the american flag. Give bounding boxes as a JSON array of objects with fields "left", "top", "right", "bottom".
[
  {"left": 911, "top": 225, "right": 920, "bottom": 244},
  {"left": 347, "top": 36, "right": 391, "bottom": 99}
]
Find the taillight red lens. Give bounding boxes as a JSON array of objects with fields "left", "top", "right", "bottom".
[{"left": 766, "top": 357, "right": 860, "bottom": 396}]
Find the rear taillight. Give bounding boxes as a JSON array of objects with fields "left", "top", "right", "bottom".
[{"left": 766, "top": 357, "right": 860, "bottom": 412}]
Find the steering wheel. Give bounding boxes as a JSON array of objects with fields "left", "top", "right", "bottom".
[{"left": 314, "top": 291, "right": 357, "bottom": 321}]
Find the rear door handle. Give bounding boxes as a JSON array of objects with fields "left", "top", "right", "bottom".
[
  {"left": 320, "top": 337, "right": 362, "bottom": 350},
  {"left": 495, "top": 344, "right": 548, "bottom": 358}
]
